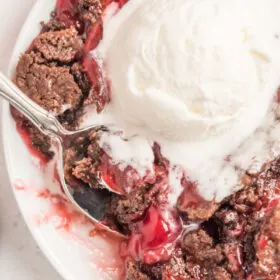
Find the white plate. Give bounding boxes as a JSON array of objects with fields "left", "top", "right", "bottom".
[{"left": 2, "top": 1, "right": 122, "bottom": 280}]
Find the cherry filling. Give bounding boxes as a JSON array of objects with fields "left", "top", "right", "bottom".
[
  {"left": 84, "top": 21, "right": 103, "bottom": 52},
  {"left": 56, "top": 0, "right": 85, "bottom": 34},
  {"left": 58, "top": 0, "right": 109, "bottom": 111},
  {"left": 178, "top": 180, "right": 205, "bottom": 210},
  {"left": 15, "top": 124, "right": 50, "bottom": 170},
  {"left": 55, "top": 0, "right": 127, "bottom": 112},
  {"left": 121, "top": 205, "right": 182, "bottom": 264},
  {"left": 97, "top": 151, "right": 156, "bottom": 194}
]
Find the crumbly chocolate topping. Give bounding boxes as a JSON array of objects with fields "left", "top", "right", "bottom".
[
  {"left": 41, "top": 11, "right": 68, "bottom": 32},
  {"left": 32, "top": 27, "right": 83, "bottom": 63},
  {"left": 110, "top": 186, "right": 154, "bottom": 231},
  {"left": 16, "top": 51, "right": 82, "bottom": 114},
  {"left": 77, "top": 0, "right": 102, "bottom": 24}
]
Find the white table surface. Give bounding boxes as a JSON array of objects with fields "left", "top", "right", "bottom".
[{"left": 0, "top": 1, "right": 62, "bottom": 279}]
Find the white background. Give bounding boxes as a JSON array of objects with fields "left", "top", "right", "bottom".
[{"left": 0, "top": 1, "right": 62, "bottom": 279}]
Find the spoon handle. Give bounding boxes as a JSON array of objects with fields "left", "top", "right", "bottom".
[{"left": 0, "top": 72, "right": 67, "bottom": 138}]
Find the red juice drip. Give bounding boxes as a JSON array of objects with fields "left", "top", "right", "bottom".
[
  {"left": 81, "top": 0, "right": 133, "bottom": 111},
  {"left": 84, "top": 21, "right": 103, "bottom": 52},
  {"left": 53, "top": 163, "right": 65, "bottom": 194},
  {"left": 82, "top": 54, "right": 110, "bottom": 113},
  {"left": 15, "top": 123, "right": 49, "bottom": 168},
  {"left": 82, "top": 20, "right": 110, "bottom": 113},
  {"left": 36, "top": 188, "right": 80, "bottom": 231},
  {"left": 258, "top": 235, "right": 268, "bottom": 250}
]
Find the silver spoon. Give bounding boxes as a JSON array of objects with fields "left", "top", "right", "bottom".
[{"left": 0, "top": 72, "right": 125, "bottom": 238}]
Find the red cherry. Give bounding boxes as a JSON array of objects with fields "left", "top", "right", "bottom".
[
  {"left": 82, "top": 55, "right": 110, "bottom": 112},
  {"left": 84, "top": 21, "right": 103, "bottom": 52},
  {"left": 121, "top": 205, "right": 182, "bottom": 264},
  {"left": 100, "top": 172, "right": 124, "bottom": 194},
  {"left": 56, "top": 0, "right": 77, "bottom": 10},
  {"left": 97, "top": 152, "right": 155, "bottom": 194}
]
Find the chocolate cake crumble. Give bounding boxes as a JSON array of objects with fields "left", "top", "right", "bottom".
[{"left": 12, "top": 0, "right": 280, "bottom": 279}]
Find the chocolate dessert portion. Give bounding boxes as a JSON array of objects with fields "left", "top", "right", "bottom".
[
  {"left": 32, "top": 27, "right": 83, "bottom": 63},
  {"left": 13, "top": 1, "right": 280, "bottom": 279},
  {"left": 16, "top": 52, "right": 82, "bottom": 114}
]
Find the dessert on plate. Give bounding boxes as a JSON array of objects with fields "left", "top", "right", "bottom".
[{"left": 11, "top": 0, "right": 280, "bottom": 279}]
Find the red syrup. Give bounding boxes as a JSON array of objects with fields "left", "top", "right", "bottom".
[
  {"left": 121, "top": 205, "right": 182, "bottom": 264},
  {"left": 13, "top": 181, "right": 77, "bottom": 231},
  {"left": 81, "top": 0, "right": 134, "bottom": 112},
  {"left": 80, "top": 3, "right": 110, "bottom": 112},
  {"left": 15, "top": 123, "right": 49, "bottom": 168},
  {"left": 257, "top": 235, "right": 269, "bottom": 250},
  {"left": 178, "top": 179, "right": 207, "bottom": 209},
  {"left": 36, "top": 188, "right": 82, "bottom": 231},
  {"left": 97, "top": 151, "right": 156, "bottom": 194},
  {"left": 118, "top": 0, "right": 129, "bottom": 8},
  {"left": 84, "top": 20, "right": 103, "bottom": 52},
  {"left": 81, "top": 9, "right": 110, "bottom": 112},
  {"left": 53, "top": 163, "right": 65, "bottom": 194},
  {"left": 56, "top": 0, "right": 85, "bottom": 34},
  {"left": 14, "top": 181, "right": 125, "bottom": 277},
  {"left": 36, "top": 186, "right": 125, "bottom": 277},
  {"left": 56, "top": 0, "right": 77, "bottom": 10},
  {"left": 82, "top": 54, "right": 110, "bottom": 113},
  {"left": 55, "top": 0, "right": 130, "bottom": 112}
]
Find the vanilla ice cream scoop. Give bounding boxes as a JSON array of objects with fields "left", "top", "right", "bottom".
[
  {"left": 84, "top": 0, "right": 280, "bottom": 203},
  {"left": 99, "top": 0, "right": 280, "bottom": 141}
]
